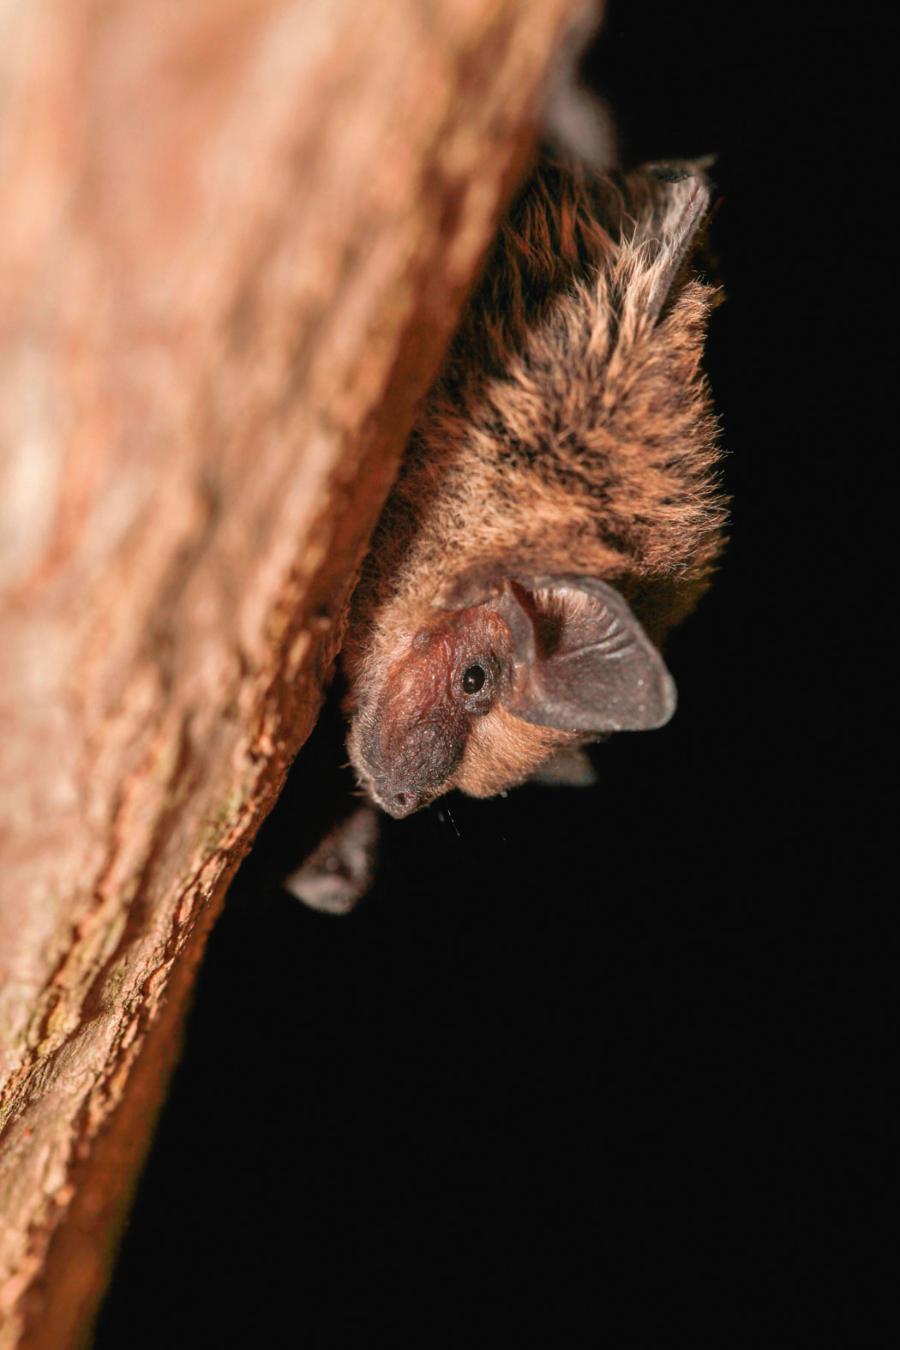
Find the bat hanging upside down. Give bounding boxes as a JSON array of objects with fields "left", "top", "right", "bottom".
[
  {"left": 288, "top": 154, "right": 727, "bottom": 911},
  {"left": 345, "top": 156, "right": 726, "bottom": 815}
]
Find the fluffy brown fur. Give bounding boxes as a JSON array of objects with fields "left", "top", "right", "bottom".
[{"left": 344, "top": 155, "right": 727, "bottom": 815}]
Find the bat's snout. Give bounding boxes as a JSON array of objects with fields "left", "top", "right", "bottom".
[
  {"left": 352, "top": 700, "right": 465, "bottom": 819},
  {"left": 369, "top": 779, "right": 428, "bottom": 819}
]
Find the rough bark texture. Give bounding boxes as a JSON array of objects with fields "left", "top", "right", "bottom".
[{"left": 0, "top": 1, "right": 584, "bottom": 1343}]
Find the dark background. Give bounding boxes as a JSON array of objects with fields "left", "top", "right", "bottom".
[{"left": 96, "top": 3, "right": 879, "bottom": 1345}]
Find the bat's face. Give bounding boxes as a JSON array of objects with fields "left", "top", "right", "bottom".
[{"left": 347, "top": 573, "right": 676, "bottom": 818}]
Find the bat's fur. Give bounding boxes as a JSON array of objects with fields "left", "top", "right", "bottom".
[{"left": 344, "top": 156, "right": 727, "bottom": 811}]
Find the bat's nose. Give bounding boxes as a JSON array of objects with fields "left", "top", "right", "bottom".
[
  {"left": 387, "top": 790, "right": 416, "bottom": 818},
  {"left": 370, "top": 778, "right": 424, "bottom": 818},
  {"left": 382, "top": 787, "right": 422, "bottom": 819}
]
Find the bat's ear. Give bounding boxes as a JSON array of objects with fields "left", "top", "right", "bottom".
[
  {"left": 632, "top": 161, "right": 714, "bottom": 322},
  {"left": 494, "top": 576, "right": 677, "bottom": 734}
]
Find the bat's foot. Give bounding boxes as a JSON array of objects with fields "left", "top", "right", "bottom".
[{"left": 284, "top": 802, "right": 379, "bottom": 915}]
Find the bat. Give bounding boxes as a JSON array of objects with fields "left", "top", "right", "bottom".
[
  {"left": 342, "top": 156, "right": 726, "bottom": 820},
  {"left": 287, "top": 153, "right": 726, "bottom": 913}
]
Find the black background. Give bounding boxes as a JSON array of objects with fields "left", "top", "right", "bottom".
[{"left": 95, "top": 3, "right": 880, "bottom": 1345}]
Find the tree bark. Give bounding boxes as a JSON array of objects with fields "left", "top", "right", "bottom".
[{"left": 0, "top": 1, "right": 584, "bottom": 1343}]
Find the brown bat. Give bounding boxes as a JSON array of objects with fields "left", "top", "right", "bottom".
[{"left": 341, "top": 156, "right": 726, "bottom": 821}]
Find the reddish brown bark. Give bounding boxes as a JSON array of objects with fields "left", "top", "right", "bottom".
[{"left": 0, "top": 1, "right": 584, "bottom": 1343}]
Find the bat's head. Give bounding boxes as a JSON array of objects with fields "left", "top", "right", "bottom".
[{"left": 347, "top": 570, "right": 675, "bottom": 818}]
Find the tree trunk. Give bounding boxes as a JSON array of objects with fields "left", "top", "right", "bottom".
[{"left": 0, "top": 1, "right": 585, "bottom": 1343}]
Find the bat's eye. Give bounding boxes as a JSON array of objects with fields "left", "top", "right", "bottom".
[{"left": 461, "top": 664, "right": 486, "bottom": 694}]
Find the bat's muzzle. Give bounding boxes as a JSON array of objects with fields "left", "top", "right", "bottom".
[{"left": 369, "top": 779, "right": 428, "bottom": 819}]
